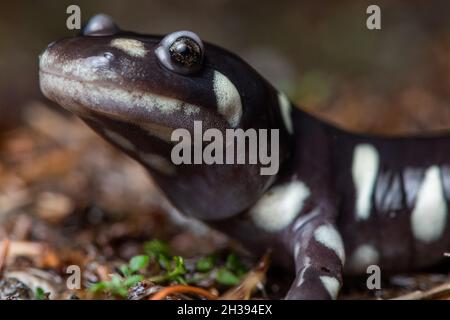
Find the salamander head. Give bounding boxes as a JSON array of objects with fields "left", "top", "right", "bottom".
[{"left": 39, "top": 14, "right": 291, "bottom": 220}]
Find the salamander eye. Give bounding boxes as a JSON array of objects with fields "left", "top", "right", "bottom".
[
  {"left": 82, "top": 14, "right": 119, "bottom": 36},
  {"left": 155, "top": 31, "right": 204, "bottom": 75}
]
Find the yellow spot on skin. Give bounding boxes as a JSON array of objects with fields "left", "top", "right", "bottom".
[{"left": 111, "top": 38, "right": 147, "bottom": 57}]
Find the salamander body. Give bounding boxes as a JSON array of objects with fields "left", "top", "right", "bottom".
[{"left": 39, "top": 14, "right": 450, "bottom": 299}]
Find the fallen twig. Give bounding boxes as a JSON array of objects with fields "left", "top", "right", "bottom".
[
  {"left": 0, "top": 238, "right": 11, "bottom": 277},
  {"left": 6, "top": 241, "right": 45, "bottom": 261},
  {"left": 391, "top": 280, "right": 450, "bottom": 300},
  {"left": 149, "top": 285, "right": 218, "bottom": 300}
]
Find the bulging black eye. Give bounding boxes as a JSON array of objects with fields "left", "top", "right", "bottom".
[
  {"left": 169, "top": 37, "right": 202, "bottom": 68},
  {"left": 155, "top": 31, "right": 204, "bottom": 75},
  {"left": 82, "top": 14, "right": 119, "bottom": 36}
]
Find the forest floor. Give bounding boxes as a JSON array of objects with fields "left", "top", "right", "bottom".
[{"left": 0, "top": 102, "right": 449, "bottom": 300}]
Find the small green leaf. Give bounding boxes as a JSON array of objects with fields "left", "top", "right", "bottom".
[
  {"left": 89, "top": 282, "right": 108, "bottom": 293},
  {"left": 123, "top": 275, "right": 144, "bottom": 288},
  {"left": 216, "top": 267, "right": 240, "bottom": 286},
  {"left": 196, "top": 255, "right": 216, "bottom": 272},
  {"left": 129, "top": 255, "right": 150, "bottom": 273},
  {"left": 144, "top": 240, "right": 170, "bottom": 258},
  {"left": 120, "top": 265, "right": 131, "bottom": 277},
  {"left": 115, "top": 287, "right": 128, "bottom": 298},
  {"left": 158, "top": 254, "right": 171, "bottom": 270},
  {"left": 160, "top": 256, "right": 187, "bottom": 284},
  {"left": 175, "top": 276, "right": 187, "bottom": 285},
  {"left": 35, "top": 287, "right": 48, "bottom": 300},
  {"left": 226, "top": 253, "right": 247, "bottom": 276},
  {"left": 111, "top": 274, "right": 123, "bottom": 287},
  {"left": 170, "top": 256, "right": 187, "bottom": 275}
]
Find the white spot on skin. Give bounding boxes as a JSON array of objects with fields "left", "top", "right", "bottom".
[
  {"left": 62, "top": 57, "right": 118, "bottom": 81},
  {"left": 319, "top": 276, "right": 340, "bottom": 300},
  {"left": 250, "top": 180, "right": 310, "bottom": 232},
  {"left": 411, "top": 165, "right": 447, "bottom": 243},
  {"left": 213, "top": 71, "right": 242, "bottom": 127},
  {"left": 352, "top": 144, "right": 380, "bottom": 220},
  {"left": 110, "top": 38, "right": 147, "bottom": 57},
  {"left": 277, "top": 92, "right": 293, "bottom": 134},
  {"left": 138, "top": 152, "right": 175, "bottom": 175},
  {"left": 294, "top": 243, "right": 301, "bottom": 259},
  {"left": 347, "top": 244, "right": 379, "bottom": 273},
  {"left": 296, "top": 256, "right": 311, "bottom": 287},
  {"left": 40, "top": 50, "right": 117, "bottom": 82},
  {"left": 104, "top": 129, "right": 136, "bottom": 152},
  {"left": 313, "top": 224, "right": 346, "bottom": 264},
  {"left": 184, "top": 105, "right": 201, "bottom": 116}
]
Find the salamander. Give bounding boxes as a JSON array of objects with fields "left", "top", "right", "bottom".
[{"left": 38, "top": 14, "right": 450, "bottom": 299}]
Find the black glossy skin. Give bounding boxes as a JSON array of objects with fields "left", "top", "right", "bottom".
[
  {"left": 40, "top": 29, "right": 291, "bottom": 221},
  {"left": 39, "top": 15, "right": 450, "bottom": 299}
]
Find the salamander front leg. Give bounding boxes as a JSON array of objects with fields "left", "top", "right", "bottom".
[{"left": 285, "top": 215, "right": 345, "bottom": 300}]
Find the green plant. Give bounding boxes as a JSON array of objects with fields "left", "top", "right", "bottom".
[
  {"left": 148, "top": 255, "right": 188, "bottom": 284},
  {"left": 89, "top": 239, "right": 250, "bottom": 298},
  {"left": 120, "top": 255, "right": 149, "bottom": 277},
  {"left": 90, "top": 255, "right": 149, "bottom": 298},
  {"left": 225, "top": 253, "right": 247, "bottom": 276},
  {"left": 216, "top": 267, "right": 240, "bottom": 286},
  {"left": 144, "top": 240, "right": 170, "bottom": 259},
  {"left": 143, "top": 240, "right": 188, "bottom": 284},
  {"left": 215, "top": 253, "right": 248, "bottom": 286},
  {"left": 35, "top": 287, "right": 48, "bottom": 300},
  {"left": 195, "top": 254, "right": 216, "bottom": 272}
]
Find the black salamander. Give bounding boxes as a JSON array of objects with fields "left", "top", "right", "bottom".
[{"left": 38, "top": 14, "right": 450, "bottom": 299}]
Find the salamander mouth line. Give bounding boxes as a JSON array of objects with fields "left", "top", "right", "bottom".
[
  {"left": 39, "top": 70, "right": 183, "bottom": 143},
  {"left": 39, "top": 69, "right": 182, "bottom": 129}
]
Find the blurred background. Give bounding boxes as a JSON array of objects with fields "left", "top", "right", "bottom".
[
  {"left": 0, "top": 1, "right": 449, "bottom": 299},
  {"left": 1, "top": 0, "right": 450, "bottom": 134}
]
